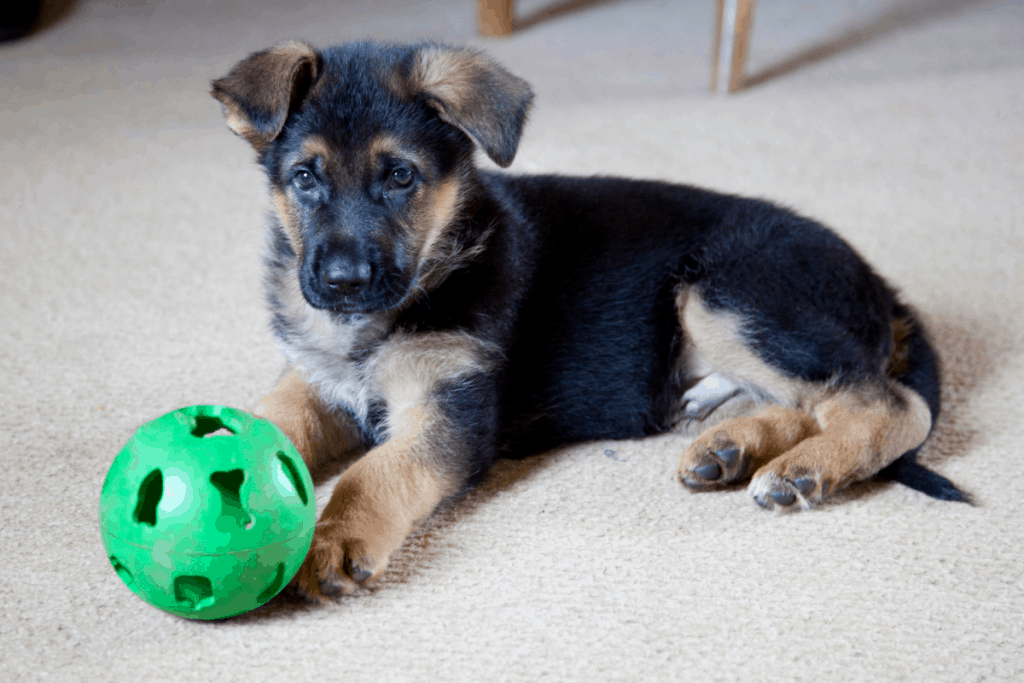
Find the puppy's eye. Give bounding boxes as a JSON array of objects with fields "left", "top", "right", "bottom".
[
  {"left": 293, "top": 170, "right": 317, "bottom": 192},
  {"left": 390, "top": 167, "right": 414, "bottom": 189}
]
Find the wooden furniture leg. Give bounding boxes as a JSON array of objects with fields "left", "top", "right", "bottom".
[
  {"left": 479, "top": 0, "right": 515, "bottom": 36},
  {"left": 711, "top": 0, "right": 757, "bottom": 93}
]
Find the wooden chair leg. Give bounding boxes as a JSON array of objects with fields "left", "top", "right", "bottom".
[
  {"left": 479, "top": 0, "right": 515, "bottom": 36},
  {"left": 729, "top": 0, "right": 756, "bottom": 92},
  {"left": 711, "top": 0, "right": 757, "bottom": 93},
  {"left": 710, "top": 0, "right": 726, "bottom": 92}
]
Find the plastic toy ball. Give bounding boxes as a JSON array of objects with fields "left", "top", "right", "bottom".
[{"left": 99, "top": 405, "right": 315, "bottom": 620}]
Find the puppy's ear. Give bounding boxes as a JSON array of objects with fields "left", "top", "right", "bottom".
[
  {"left": 211, "top": 41, "right": 320, "bottom": 150},
  {"left": 409, "top": 46, "right": 533, "bottom": 168}
]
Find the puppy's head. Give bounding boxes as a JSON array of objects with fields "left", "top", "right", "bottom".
[{"left": 211, "top": 41, "right": 532, "bottom": 315}]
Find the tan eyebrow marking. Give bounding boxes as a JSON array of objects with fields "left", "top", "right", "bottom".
[{"left": 368, "top": 133, "right": 426, "bottom": 172}]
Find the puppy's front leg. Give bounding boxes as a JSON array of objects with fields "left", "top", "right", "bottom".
[
  {"left": 293, "top": 332, "right": 494, "bottom": 599},
  {"left": 293, "top": 406, "right": 452, "bottom": 597}
]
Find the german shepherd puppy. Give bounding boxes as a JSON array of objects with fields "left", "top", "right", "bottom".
[{"left": 211, "top": 41, "right": 965, "bottom": 599}]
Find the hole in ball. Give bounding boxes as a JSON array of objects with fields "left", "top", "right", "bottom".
[
  {"left": 109, "top": 556, "right": 135, "bottom": 588},
  {"left": 174, "top": 575, "right": 214, "bottom": 609},
  {"left": 257, "top": 563, "right": 287, "bottom": 604},
  {"left": 133, "top": 469, "right": 163, "bottom": 527},
  {"left": 210, "top": 469, "right": 253, "bottom": 529},
  {"left": 191, "top": 415, "right": 237, "bottom": 438},
  {"left": 275, "top": 452, "right": 309, "bottom": 506}
]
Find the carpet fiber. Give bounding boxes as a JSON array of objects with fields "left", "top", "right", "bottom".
[{"left": 2, "top": 0, "right": 1023, "bottom": 680}]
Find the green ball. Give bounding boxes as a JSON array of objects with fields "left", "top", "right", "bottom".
[{"left": 99, "top": 405, "right": 315, "bottom": 620}]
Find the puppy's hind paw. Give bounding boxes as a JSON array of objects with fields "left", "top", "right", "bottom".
[
  {"left": 677, "top": 429, "right": 750, "bottom": 490},
  {"left": 748, "top": 469, "right": 826, "bottom": 512}
]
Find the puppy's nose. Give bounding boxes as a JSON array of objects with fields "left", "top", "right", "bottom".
[{"left": 321, "top": 255, "right": 372, "bottom": 295}]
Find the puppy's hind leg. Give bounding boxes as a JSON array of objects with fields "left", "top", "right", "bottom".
[
  {"left": 674, "top": 287, "right": 823, "bottom": 490},
  {"left": 748, "top": 381, "right": 933, "bottom": 511}
]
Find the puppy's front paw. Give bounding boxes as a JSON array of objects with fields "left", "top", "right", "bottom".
[
  {"left": 290, "top": 521, "right": 384, "bottom": 601},
  {"left": 288, "top": 448, "right": 439, "bottom": 601}
]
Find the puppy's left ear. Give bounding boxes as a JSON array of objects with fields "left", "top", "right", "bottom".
[
  {"left": 409, "top": 46, "right": 533, "bottom": 168},
  {"left": 211, "top": 41, "right": 320, "bottom": 150}
]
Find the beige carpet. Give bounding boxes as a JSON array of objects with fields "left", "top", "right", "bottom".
[{"left": 2, "top": 0, "right": 1023, "bottom": 680}]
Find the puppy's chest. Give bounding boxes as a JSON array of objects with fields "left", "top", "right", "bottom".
[{"left": 281, "top": 314, "right": 392, "bottom": 434}]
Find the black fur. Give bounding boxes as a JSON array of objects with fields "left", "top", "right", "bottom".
[{"left": 217, "top": 41, "right": 965, "bottom": 515}]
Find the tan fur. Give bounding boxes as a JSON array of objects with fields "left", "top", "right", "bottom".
[
  {"left": 251, "top": 323, "right": 488, "bottom": 601},
  {"left": 678, "top": 406, "right": 821, "bottom": 487},
  {"left": 271, "top": 187, "right": 303, "bottom": 255},
  {"left": 269, "top": 40, "right": 318, "bottom": 63},
  {"left": 299, "top": 134, "right": 331, "bottom": 159},
  {"left": 679, "top": 288, "right": 825, "bottom": 409},
  {"left": 220, "top": 103, "right": 254, "bottom": 142},
  {"left": 297, "top": 135, "right": 335, "bottom": 172},
  {"left": 693, "top": 406, "right": 821, "bottom": 464},
  {"left": 369, "top": 330, "right": 490, "bottom": 428},
  {"left": 412, "top": 47, "right": 486, "bottom": 115},
  {"left": 766, "top": 382, "right": 932, "bottom": 487},
  {"left": 293, "top": 404, "right": 447, "bottom": 597},
  {"left": 363, "top": 131, "right": 475, "bottom": 291},
  {"left": 210, "top": 41, "right": 318, "bottom": 150},
  {"left": 416, "top": 177, "right": 465, "bottom": 264},
  {"left": 363, "top": 132, "right": 467, "bottom": 264},
  {"left": 253, "top": 370, "right": 361, "bottom": 471},
  {"left": 366, "top": 133, "right": 405, "bottom": 163},
  {"left": 744, "top": 383, "right": 930, "bottom": 508},
  {"left": 413, "top": 170, "right": 494, "bottom": 294},
  {"left": 367, "top": 133, "right": 431, "bottom": 188},
  {"left": 887, "top": 316, "right": 914, "bottom": 376}
]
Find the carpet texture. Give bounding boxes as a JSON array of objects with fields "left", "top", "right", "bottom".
[{"left": 2, "top": 0, "right": 1023, "bottom": 681}]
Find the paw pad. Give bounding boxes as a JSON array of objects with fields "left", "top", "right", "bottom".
[
  {"left": 344, "top": 554, "right": 375, "bottom": 585},
  {"left": 714, "top": 448, "right": 740, "bottom": 466},
  {"left": 791, "top": 477, "right": 815, "bottom": 494},
  {"left": 691, "top": 463, "right": 721, "bottom": 481}
]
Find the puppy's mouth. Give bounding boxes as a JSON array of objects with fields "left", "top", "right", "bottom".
[{"left": 324, "top": 296, "right": 404, "bottom": 316}]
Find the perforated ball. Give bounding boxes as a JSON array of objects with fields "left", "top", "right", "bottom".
[{"left": 99, "top": 405, "right": 315, "bottom": 620}]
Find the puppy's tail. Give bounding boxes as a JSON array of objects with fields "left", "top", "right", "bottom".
[
  {"left": 877, "top": 303, "right": 970, "bottom": 503},
  {"left": 879, "top": 451, "right": 968, "bottom": 502}
]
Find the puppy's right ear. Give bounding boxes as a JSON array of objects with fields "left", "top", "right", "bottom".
[{"left": 211, "top": 41, "right": 320, "bottom": 150}]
